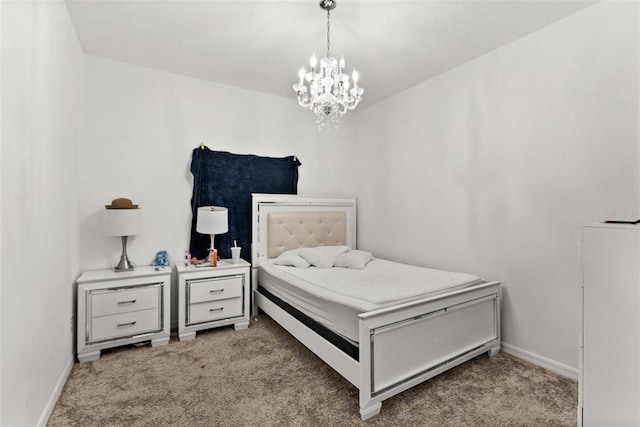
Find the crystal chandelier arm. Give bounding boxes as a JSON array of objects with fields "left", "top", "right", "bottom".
[{"left": 296, "top": 88, "right": 312, "bottom": 108}]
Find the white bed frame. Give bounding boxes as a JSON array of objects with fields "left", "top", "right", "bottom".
[{"left": 251, "top": 194, "right": 501, "bottom": 420}]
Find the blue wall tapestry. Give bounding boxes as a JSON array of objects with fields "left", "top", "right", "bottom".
[{"left": 189, "top": 147, "right": 301, "bottom": 261}]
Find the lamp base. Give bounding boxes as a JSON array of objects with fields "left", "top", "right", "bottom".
[
  {"left": 114, "top": 235, "right": 135, "bottom": 272},
  {"left": 114, "top": 256, "right": 135, "bottom": 272}
]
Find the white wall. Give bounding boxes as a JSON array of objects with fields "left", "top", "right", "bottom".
[
  {"left": 80, "top": 56, "right": 355, "bottom": 326},
  {"left": 352, "top": 1, "right": 639, "bottom": 374},
  {"left": 0, "top": 1, "right": 84, "bottom": 425}
]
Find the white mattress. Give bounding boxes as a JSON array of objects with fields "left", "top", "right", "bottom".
[{"left": 258, "top": 259, "right": 484, "bottom": 343}]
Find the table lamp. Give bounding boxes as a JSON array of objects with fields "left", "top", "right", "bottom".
[
  {"left": 104, "top": 198, "right": 142, "bottom": 271},
  {"left": 196, "top": 206, "right": 228, "bottom": 265}
]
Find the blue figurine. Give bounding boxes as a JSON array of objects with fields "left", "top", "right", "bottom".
[{"left": 152, "top": 250, "right": 170, "bottom": 266}]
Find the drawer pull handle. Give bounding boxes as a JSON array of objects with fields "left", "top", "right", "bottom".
[
  {"left": 117, "top": 299, "right": 137, "bottom": 305},
  {"left": 117, "top": 321, "right": 137, "bottom": 327},
  {"left": 209, "top": 307, "right": 224, "bottom": 313},
  {"left": 209, "top": 289, "right": 224, "bottom": 294}
]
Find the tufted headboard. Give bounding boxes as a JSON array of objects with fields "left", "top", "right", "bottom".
[
  {"left": 252, "top": 194, "right": 356, "bottom": 264},
  {"left": 266, "top": 211, "right": 347, "bottom": 258}
]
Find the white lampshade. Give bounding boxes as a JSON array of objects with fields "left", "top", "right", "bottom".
[
  {"left": 104, "top": 209, "right": 142, "bottom": 236},
  {"left": 196, "top": 206, "right": 228, "bottom": 235}
]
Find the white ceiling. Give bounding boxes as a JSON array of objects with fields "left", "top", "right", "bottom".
[{"left": 65, "top": 0, "right": 596, "bottom": 108}]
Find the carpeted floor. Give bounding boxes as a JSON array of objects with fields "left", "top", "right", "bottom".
[{"left": 48, "top": 315, "right": 577, "bottom": 426}]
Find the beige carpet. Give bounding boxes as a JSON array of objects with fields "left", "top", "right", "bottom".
[{"left": 48, "top": 315, "right": 577, "bottom": 426}]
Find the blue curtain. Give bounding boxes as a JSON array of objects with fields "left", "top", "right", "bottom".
[{"left": 189, "top": 148, "right": 301, "bottom": 261}]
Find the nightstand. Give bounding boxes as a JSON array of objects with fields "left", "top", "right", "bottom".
[
  {"left": 176, "top": 259, "right": 250, "bottom": 341},
  {"left": 76, "top": 266, "right": 171, "bottom": 363}
]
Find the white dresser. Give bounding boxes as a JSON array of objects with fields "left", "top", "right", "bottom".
[
  {"left": 580, "top": 224, "right": 640, "bottom": 426},
  {"left": 177, "top": 259, "right": 250, "bottom": 341},
  {"left": 76, "top": 266, "right": 171, "bottom": 363}
]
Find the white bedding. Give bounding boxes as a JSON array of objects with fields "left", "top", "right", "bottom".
[{"left": 258, "top": 258, "right": 484, "bottom": 343}]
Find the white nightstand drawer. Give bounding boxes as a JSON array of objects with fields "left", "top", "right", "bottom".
[
  {"left": 188, "top": 297, "right": 243, "bottom": 324},
  {"left": 90, "top": 308, "right": 160, "bottom": 342},
  {"left": 188, "top": 276, "right": 243, "bottom": 304},
  {"left": 91, "top": 285, "right": 161, "bottom": 318}
]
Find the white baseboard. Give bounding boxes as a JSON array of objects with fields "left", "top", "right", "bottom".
[
  {"left": 38, "top": 355, "right": 75, "bottom": 427},
  {"left": 502, "top": 343, "right": 578, "bottom": 381}
]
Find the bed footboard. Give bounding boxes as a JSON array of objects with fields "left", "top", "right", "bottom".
[
  {"left": 255, "top": 278, "right": 501, "bottom": 421},
  {"left": 358, "top": 281, "right": 501, "bottom": 420}
]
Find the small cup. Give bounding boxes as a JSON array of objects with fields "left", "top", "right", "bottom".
[{"left": 231, "top": 247, "right": 241, "bottom": 264}]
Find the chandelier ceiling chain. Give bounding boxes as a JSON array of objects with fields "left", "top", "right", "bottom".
[
  {"left": 293, "top": 0, "right": 364, "bottom": 131},
  {"left": 326, "top": 8, "right": 330, "bottom": 58}
]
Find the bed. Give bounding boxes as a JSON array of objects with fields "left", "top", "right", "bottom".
[{"left": 251, "top": 194, "right": 501, "bottom": 420}]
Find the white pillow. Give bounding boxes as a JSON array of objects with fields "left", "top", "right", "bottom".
[
  {"left": 333, "top": 250, "right": 374, "bottom": 269},
  {"left": 298, "top": 246, "right": 350, "bottom": 268},
  {"left": 272, "top": 249, "right": 310, "bottom": 268}
]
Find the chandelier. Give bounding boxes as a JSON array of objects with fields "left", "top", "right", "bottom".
[{"left": 293, "top": 0, "right": 364, "bottom": 131}]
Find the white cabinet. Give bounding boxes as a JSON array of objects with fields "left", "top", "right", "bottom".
[
  {"left": 177, "top": 259, "right": 250, "bottom": 340},
  {"left": 77, "top": 266, "right": 171, "bottom": 363},
  {"left": 580, "top": 224, "right": 640, "bottom": 426}
]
